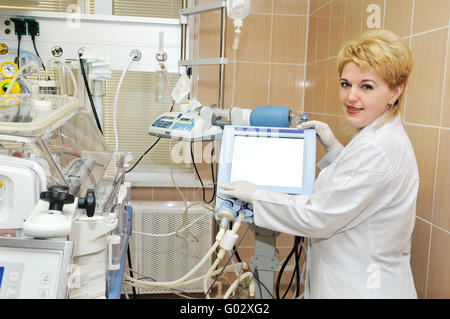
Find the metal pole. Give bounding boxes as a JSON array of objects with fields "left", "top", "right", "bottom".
[
  {"left": 181, "top": 0, "right": 188, "bottom": 62},
  {"left": 218, "top": 6, "right": 226, "bottom": 109}
]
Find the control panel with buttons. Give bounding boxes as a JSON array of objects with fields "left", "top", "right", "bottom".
[
  {"left": 0, "top": 238, "right": 73, "bottom": 299},
  {"left": 149, "top": 111, "right": 205, "bottom": 141}
]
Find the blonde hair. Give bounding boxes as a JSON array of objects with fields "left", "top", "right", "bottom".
[{"left": 336, "top": 29, "right": 413, "bottom": 126}]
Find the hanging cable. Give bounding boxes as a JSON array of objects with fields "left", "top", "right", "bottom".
[
  {"left": 78, "top": 54, "right": 103, "bottom": 134},
  {"left": 31, "top": 35, "right": 47, "bottom": 78},
  {"left": 190, "top": 141, "right": 216, "bottom": 204},
  {"left": 125, "top": 101, "right": 174, "bottom": 174},
  {"left": 275, "top": 236, "right": 304, "bottom": 299}
]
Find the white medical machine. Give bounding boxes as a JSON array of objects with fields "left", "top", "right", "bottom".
[
  {"left": 149, "top": 110, "right": 222, "bottom": 141},
  {"left": 215, "top": 125, "right": 316, "bottom": 298},
  {"left": 0, "top": 94, "right": 131, "bottom": 299},
  {"left": 215, "top": 125, "right": 316, "bottom": 220}
]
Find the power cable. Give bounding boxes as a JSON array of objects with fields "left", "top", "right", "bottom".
[{"left": 78, "top": 54, "right": 103, "bottom": 134}]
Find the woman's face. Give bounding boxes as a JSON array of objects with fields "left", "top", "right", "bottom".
[{"left": 339, "top": 62, "right": 403, "bottom": 129}]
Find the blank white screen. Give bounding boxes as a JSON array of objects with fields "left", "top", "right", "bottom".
[{"left": 230, "top": 136, "right": 304, "bottom": 188}]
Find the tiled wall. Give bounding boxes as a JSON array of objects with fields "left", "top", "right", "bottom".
[
  {"left": 305, "top": 0, "right": 450, "bottom": 298},
  {"left": 131, "top": 0, "right": 449, "bottom": 298}
]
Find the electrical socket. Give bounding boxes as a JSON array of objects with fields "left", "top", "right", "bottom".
[
  {"left": 24, "top": 18, "right": 39, "bottom": 36},
  {"left": 9, "top": 18, "right": 26, "bottom": 36}
]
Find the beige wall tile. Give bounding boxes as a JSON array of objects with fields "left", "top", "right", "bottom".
[
  {"left": 411, "top": 218, "right": 431, "bottom": 299},
  {"left": 310, "top": 0, "right": 329, "bottom": 15},
  {"left": 442, "top": 28, "right": 450, "bottom": 127},
  {"left": 223, "top": 62, "right": 269, "bottom": 108},
  {"left": 226, "top": 14, "right": 272, "bottom": 63},
  {"left": 326, "top": 58, "right": 341, "bottom": 115},
  {"left": 427, "top": 226, "right": 450, "bottom": 298},
  {"left": 343, "top": 0, "right": 364, "bottom": 42},
  {"left": 153, "top": 187, "right": 190, "bottom": 201},
  {"left": 274, "top": 0, "right": 309, "bottom": 15},
  {"left": 250, "top": 0, "right": 273, "bottom": 14},
  {"left": 413, "top": 0, "right": 450, "bottom": 34},
  {"left": 235, "top": 224, "right": 256, "bottom": 248},
  {"left": 304, "top": 63, "right": 315, "bottom": 113},
  {"left": 325, "top": 114, "right": 354, "bottom": 146},
  {"left": 384, "top": 0, "right": 413, "bottom": 37},
  {"left": 131, "top": 187, "right": 153, "bottom": 201},
  {"left": 307, "top": 13, "right": 319, "bottom": 63},
  {"left": 329, "top": 0, "right": 346, "bottom": 58},
  {"left": 406, "top": 29, "right": 448, "bottom": 126},
  {"left": 313, "top": 60, "right": 328, "bottom": 114},
  {"left": 433, "top": 129, "right": 450, "bottom": 232},
  {"left": 269, "top": 64, "right": 304, "bottom": 111},
  {"left": 277, "top": 233, "right": 296, "bottom": 247},
  {"left": 316, "top": 4, "right": 331, "bottom": 61},
  {"left": 404, "top": 124, "right": 439, "bottom": 221},
  {"left": 271, "top": 15, "right": 307, "bottom": 64},
  {"left": 199, "top": 11, "right": 221, "bottom": 59},
  {"left": 198, "top": 65, "right": 220, "bottom": 106},
  {"left": 311, "top": 114, "right": 327, "bottom": 174}
]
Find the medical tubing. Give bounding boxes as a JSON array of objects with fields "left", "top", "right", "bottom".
[
  {"left": 230, "top": 32, "right": 240, "bottom": 109},
  {"left": 79, "top": 55, "right": 103, "bottom": 134},
  {"left": 6, "top": 47, "right": 43, "bottom": 71},
  {"left": 121, "top": 270, "right": 198, "bottom": 299},
  {"left": 204, "top": 249, "right": 225, "bottom": 298},
  {"left": 204, "top": 222, "right": 237, "bottom": 298},
  {"left": 229, "top": 221, "right": 243, "bottom": 262},
  {"left": 124, "top": 227, "right": 226, "bottom": 290},
  {"left": 124, "top": 238, "right": 226, "bottom": 290},
  {"left": 229, "top": 252, "right": 240, "bottom": 277},
  {"left": 169, "top": 140, "right": 209, "bottom": 243},
  {"left": 4, "top": 61, "right": 38, "bottom": 96},
  {"left": 205, "top": 214, "right": 245, "bottom": 297},
  {"left": 124, "top": 240, "right": 219, "bottom": 289},
  {"left": 114, "top": 55, "right": 135, "bottom": 152},
  {"left": 223, "top": 271, "right": 254, "bottom": 299},
  {"left": 46, "top": 58, "right": 78, "bottom": 97},
  {"left": 124, "top": 262, "right": 247, "bottom": 290}
]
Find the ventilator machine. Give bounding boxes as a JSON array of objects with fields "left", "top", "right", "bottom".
[{"left": 0, "top": 0, "right": 317, "bottom": 300}]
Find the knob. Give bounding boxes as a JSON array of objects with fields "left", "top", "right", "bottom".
[
  {"left": 78, "top": 189, "right": 96, "bottom": 217},
  {"left": 40, "top": 185, "right": 75, "bottom": 212}
]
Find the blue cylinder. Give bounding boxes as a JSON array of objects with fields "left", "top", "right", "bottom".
[{"left": 250, "top": 105, "right": 290, "bottom": 127}]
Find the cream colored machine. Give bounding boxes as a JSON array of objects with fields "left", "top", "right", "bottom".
[{"left": 0, "top": 93, "right": 130, "bottom": 299}]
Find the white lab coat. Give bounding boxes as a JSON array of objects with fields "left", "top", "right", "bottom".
[{"left": 252, "top": 114, "right": 419, "bottom": 298}]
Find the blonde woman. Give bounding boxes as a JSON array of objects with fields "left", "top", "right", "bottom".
[{"left": 220, "top": 29, "right": 418, "bottom": 299}]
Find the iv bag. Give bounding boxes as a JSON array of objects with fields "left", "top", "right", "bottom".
[{"left": 226, "top": 0, "right": 251, "bottom": 30}]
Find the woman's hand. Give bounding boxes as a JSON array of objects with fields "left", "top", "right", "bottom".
[
  {"left": 219, "top": 181, "right": 259, "bottom": 204},
  {"left": 297, "top": 120, "right": 342, "bottom": 152}
]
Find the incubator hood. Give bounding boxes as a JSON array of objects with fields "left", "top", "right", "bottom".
[{"left": 0, "top": 93, "right": 124, "bottom": 213}]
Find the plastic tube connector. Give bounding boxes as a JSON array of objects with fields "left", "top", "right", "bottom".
[{"left": 220, "top": 230, "right": 238, "bottom": 251}]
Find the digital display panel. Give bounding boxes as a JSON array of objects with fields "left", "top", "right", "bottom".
[{"left": 230, "top": 136, "right": 304, "bottom": 188}]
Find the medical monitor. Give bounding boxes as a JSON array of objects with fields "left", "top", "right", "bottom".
[{"left": 216, "top": 125, "right": 316, "bottom": 215}]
